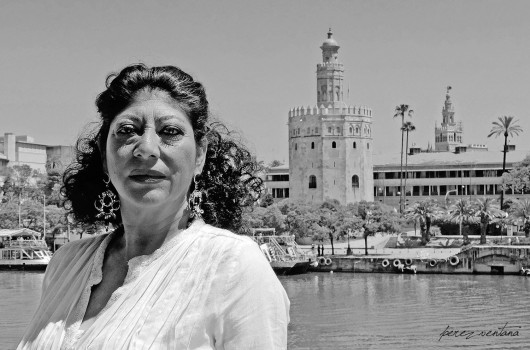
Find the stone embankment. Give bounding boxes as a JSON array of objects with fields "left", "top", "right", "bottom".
[{"left": 300, "top": 233, "right": 530, "bottom": 275}]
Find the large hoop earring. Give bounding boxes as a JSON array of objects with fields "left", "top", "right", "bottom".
[
  {"left": 94, "top": 175, "right": 120, "bottom": 232},
  {"left": 188, "top": 174, "right": 204, "bottom": 220}
]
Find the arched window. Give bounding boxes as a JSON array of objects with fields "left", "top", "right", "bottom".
[
  {"left": 295, "top": 143, "right": 297, "bottom": 151},
  {"left": 367, "top": 142, "right": 370, "bottom": 149},
  {"left": 352, "top": 175, "right": 360, "bottom": 188},
  {"left": 349, "top": 126, "right": 353, "bottom": 134},
  {"left": 332, "top": 141, "right": 337, "bottom": 148},
  {"left": 311, "top": 142, "right": 315, "bottom": 149},
  {"left": 355, "top": 126, "right": 359, "bottom": 134},
  {"left": 353, "top": 142, "right": 357, "bottom": 149},
  {"left": 309, "top": 175, "right": 317, "bottom": 189}
]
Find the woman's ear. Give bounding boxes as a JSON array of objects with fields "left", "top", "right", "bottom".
[{"left": 195, "top": 138, "right": 208, "bottom": 175}]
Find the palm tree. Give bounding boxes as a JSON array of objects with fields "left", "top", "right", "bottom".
[
  {"left": 401, "top": 121, "right": 416, "bottom": 203},
  {"left": 448, "top": 198, "right": 475, "bottom": 245},
  {"left": 510, "top": 199, "right": 530, "bottom": 237},
  {"left": 473, "top": 198, "right": 504, "bottom": 244},
  {"left": 487, "top": 116, "right": 523, "bottom": 209},
  {"left": 394, "top": 105, "right": 414, "bottom": 213},
  {"left": 405, "top": 199, "right": 440, "bottom": 245}
]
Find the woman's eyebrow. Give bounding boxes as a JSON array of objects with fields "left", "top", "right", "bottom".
[
  {"left": 115, "top": 114, "right": 142, "bottom": 123},
  {"left": 156, "top": 114, "right": 185, "bottom": 122}
]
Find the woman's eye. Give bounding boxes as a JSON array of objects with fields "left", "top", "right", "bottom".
[
  {"left": 162, "top": 127, "right": 182, "bottom": 136},
  {"left": 116, "top": 125, "right": 136, "bottom": 135}
]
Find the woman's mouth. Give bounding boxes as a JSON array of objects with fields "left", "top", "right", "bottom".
[{"left": 129, "top": 174, "right": 166, "bottom": 183}]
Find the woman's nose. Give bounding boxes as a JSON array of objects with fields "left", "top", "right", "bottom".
[{"left": 133, "top": 129, "right": 160, "bottom": 159}]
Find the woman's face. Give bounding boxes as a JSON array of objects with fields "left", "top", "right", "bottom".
[{"left": 104, "top": 89, "right": 206, "bottom": 210}]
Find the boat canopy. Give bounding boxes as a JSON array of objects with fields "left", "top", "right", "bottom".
[{"left": 0, "top": 228, "right": 43, "bottom": 239}]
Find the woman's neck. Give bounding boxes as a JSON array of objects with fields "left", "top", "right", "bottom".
[{"left": 117, "top": 200, "right": 190, "bottom": 260}]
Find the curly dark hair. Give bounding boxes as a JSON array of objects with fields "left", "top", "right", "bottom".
[{"left": 62, "top": 64, "right": 263, "bottom": 232}]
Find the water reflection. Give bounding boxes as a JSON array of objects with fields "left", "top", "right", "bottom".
[{"left": 281, "top": 272, "right": 530, "bottom": 350}]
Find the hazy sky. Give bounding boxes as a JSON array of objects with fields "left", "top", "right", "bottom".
[{"left": 1, "top": 0, "right": 529, "bottom": 164}]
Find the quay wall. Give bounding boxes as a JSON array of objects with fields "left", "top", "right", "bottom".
[{"left": 311, "top": 246, "right": 530, "bottom": 275}]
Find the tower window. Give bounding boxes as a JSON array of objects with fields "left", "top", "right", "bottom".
[
  {"left": 309, "top": 175, "right": 317, "bottom": 189},
  {"left": 315, "top": 127, "right": 319, "bottom": 133},
  {"left": 355, "top": 126, "right": 359, "bottom": 134},
  {"left": 349, "top": 126, "right": 353, "bottom": 134},
  {"left": 332, "top": 141, "right": 337, "bottom": 148},
  {"left": 297, "top": 128, "right": 300, "bottom": 135},
  {"left": 295, "top": 143, "right": 297, "bottom": 151},
  {"left": 352, "top": 175, "right": 360, "bottom": 188},
  {"left": 367, "top": 143, "right": 370, "bottom": 149},
  {"left": 328, "top": 127, "right": 332, "bottom": 133},
  {"left": 353, "top": 142, "right": 357, "bottom": 149},
  {"left": 336, "top": 127, "right": 340, "bottom": 134},
  {"left": 311, "top": 142, "right": 315, "bottom": 149}
]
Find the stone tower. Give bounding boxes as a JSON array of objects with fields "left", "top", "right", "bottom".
[
  {"left": 435, "top": 86, "right": 463, "bottom": 152},
  {"left": 288, "top": 29, "right": 374, "bottom": 205}
]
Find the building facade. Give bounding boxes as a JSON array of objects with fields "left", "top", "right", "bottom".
[
  {"left": 0, "top": 133, "right": 74, "bottom": 173},
  {"left": 288, "top": 29, "right": 374, "bottom": 205}
]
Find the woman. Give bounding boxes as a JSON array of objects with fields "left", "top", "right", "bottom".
[{"left": 18, "top": 64, "right": 290, "bottom": 349}]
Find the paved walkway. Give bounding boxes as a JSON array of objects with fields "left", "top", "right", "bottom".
[{"left": 298, "top": 234, "right": 461, "bottom": 259}]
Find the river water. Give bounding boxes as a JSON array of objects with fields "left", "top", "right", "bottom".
[{"left": 1, "top": 271, "right": 529, "bottom": 350}]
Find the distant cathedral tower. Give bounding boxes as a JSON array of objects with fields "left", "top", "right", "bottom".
[
  {"left": 288, "top": 29, "right": 374, "bottom": 204},
  {"left": 435, "top": 86, "right": 463, "bottom": 152}
]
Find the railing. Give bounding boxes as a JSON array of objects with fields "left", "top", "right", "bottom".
[{"left": 4, "top": 240, "right": 48, "bottom": 249}]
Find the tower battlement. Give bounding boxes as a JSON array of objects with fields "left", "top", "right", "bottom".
[{"left": 288, "top": 105, "right": 372, "bottom": 118}]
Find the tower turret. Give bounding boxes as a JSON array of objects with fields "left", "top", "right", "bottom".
[{"left": 316, "top": 29, "right": 345, "bottom": 108}]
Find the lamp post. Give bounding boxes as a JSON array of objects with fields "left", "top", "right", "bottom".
[{"left": 445, "top": 189, "right": 458, "bottom": 207}]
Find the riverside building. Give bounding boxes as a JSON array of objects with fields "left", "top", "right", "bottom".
[{"left": 0, "top": 132, "right": 74, "bottom": 173}]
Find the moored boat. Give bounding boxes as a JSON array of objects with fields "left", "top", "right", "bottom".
[
  {"left": 251, "top": 228, "right": 312, "bottom": 275},
  {"left": 0, "top": 228, "right": 52, "bottom": 270}
]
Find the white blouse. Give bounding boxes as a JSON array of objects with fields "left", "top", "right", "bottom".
[{"left": 18, "top": 220, "right": 290, "bottom": 349}]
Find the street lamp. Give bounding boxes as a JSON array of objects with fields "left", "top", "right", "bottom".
[{"left": 445, "top": 189, "right": 458, "bottom": 206}]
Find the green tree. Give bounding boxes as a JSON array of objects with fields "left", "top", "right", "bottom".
[
  {"left": 473, "top": 198, "right": 504, "bottom": 244},
  {"left": 259, "top": 193, "right": 275, "bottom": 208},
  {"left": 510, "top": 199, "right": 530, "bottom": 237},
  {"left": 448, "top": 198, "right": 475, "bottom": 244},
  {"left": 354, "top": 201, "right": 403, "bottom": 255},
  {"left": 405, "top": 199, "right": 441, "bottom": 245},
  {"left": 401, "top": 121, "right": 416, "bottom": 199},
  {"left": 501, "top": 154, "right": 530, "bottom": 195},
  {"left": 393, "top": 104, "right": 414, "bottom": 213},
  {"left": 487, "top": 116, "right": 523, "bottom": 209}
]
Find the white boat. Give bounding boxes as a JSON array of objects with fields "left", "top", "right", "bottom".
[
  {"left": 0, "top": 228, "right": 52, "bottom": 270},
  {"left": 251, "top": 228, "right": 312, "bottom": 275}
]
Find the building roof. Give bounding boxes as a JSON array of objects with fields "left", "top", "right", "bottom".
[
  {"left": 373, "top": 149, "right": 530, "bottom": 169},
  {"left": 268, "top": 162, "right": 289, "bottom": 171}
]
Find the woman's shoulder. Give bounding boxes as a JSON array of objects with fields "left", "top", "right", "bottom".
[
  {"left": 197, "top": 223, "right": 256, "bottom": 250},
  {"left": 54, "top": 232, "right": 109, "bottom": 259}
]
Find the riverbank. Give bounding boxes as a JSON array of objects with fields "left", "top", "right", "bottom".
[{"left": 299, "top": 233, "right": 530, "bottom": 275}]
